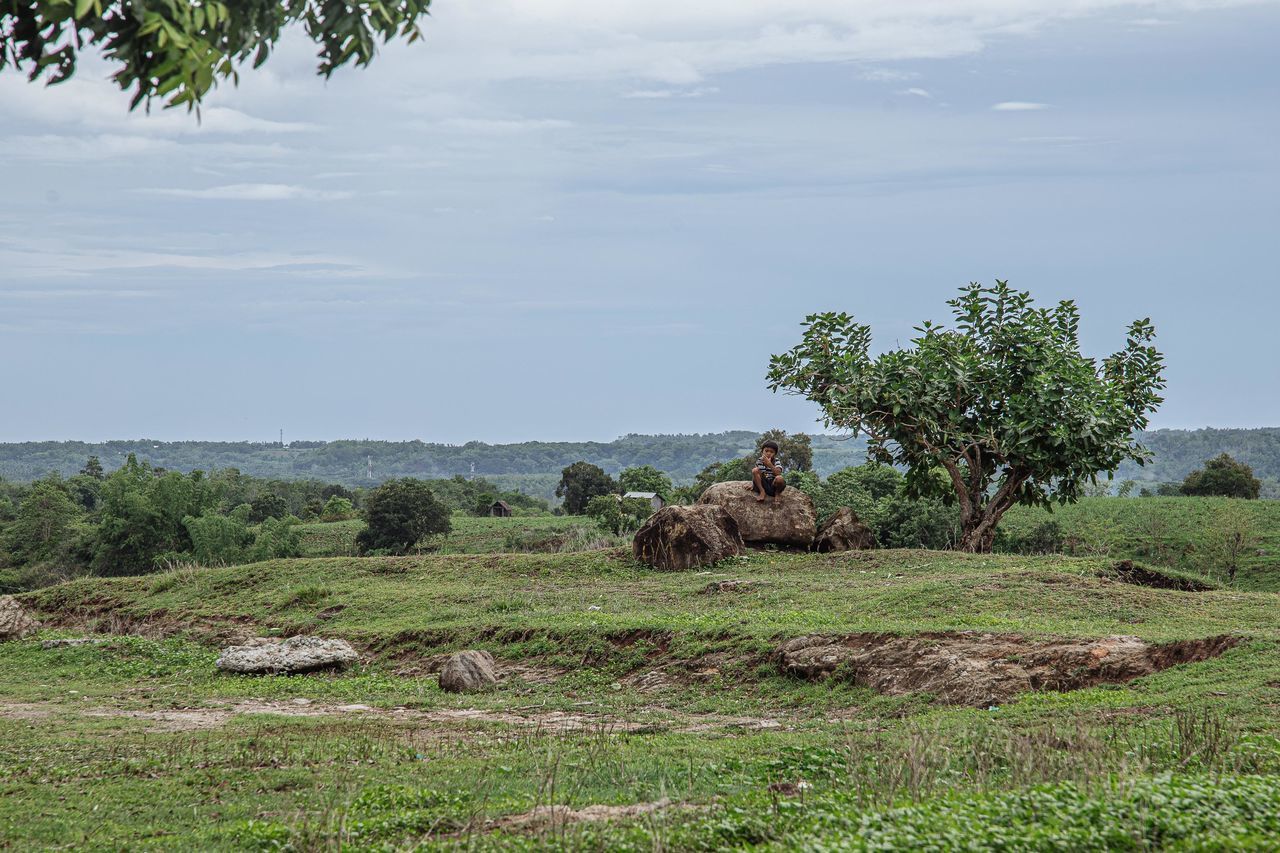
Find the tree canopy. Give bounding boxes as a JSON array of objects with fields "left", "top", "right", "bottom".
[
  {"left": 356, "top": 478, "right": 449, "bottom": 555},
  {"left": 767, "top": 282, "right": 1166, "bottom": 552},
  {"left": 1, "top": 0, "right": 432, "bottom": 111},
  {"left": 1182, "top": 453, "right": 1261, "bottom": 499},
  {"left": 555, "top": 462, "right": 615, "bottom": 515}
]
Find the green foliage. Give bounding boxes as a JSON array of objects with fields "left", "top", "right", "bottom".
[
  {"left": 356, "top": 478, "right": 450, "bottom": 555},
  {"left": 1, "top": 477, "right": 78, "bottom": 566},
  {"left": 815, "top": 463, "right": 903, "bottom": 525},
  {"left": 1182, "top": 453, "right": 1262, "bottom": 499},
  {"left": 248, "top": 493, "right": 288, "bottom": 523},
  {"left": 555, "top": 461, "right": 616, "bottom": 515},
  {"left": 320, "top": 495, "right": 357, "bottom": 522},
  {"left": 93, "top": 455, "right": 221, "bottom": 575},
  {"left": 182, "top": 510, "right": 252, "bottom": 565},
  {"left": 760, "top": 428, "right": 814, "bottom": 472},
  {"left": 617, "top": 465, "right": 673, "bottom": 501},
  {"left": 0, "top": 0, "right": 433, "bottom": 112},
  {"left": 769, "top": 281, "right": 1166, "bottom": 552},
  {"left": 689, "top": 456, "right": 754, "bottom": 501},
  {"left": 585, "top": 495, "right": 653, "bottom": 536}
]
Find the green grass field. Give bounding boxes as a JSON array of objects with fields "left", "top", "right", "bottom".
[
  {"left": 296, "top": 515, "right": 626, "bottom": 559},
  {"left": 5, "top": 519, "right": 1280, "bottom": 850},
  {"left": 1001, "top": 496, "right": 1280, "bottom": 591}
]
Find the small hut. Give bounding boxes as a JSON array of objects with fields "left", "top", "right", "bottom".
[
  {"left": 623, "top": 491, "right": 665, "bottom": 512},
  {"left": 489, "top": 500, "right": 513, "bottom": 518}
]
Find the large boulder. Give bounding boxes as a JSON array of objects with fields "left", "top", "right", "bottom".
[
  {"left": 0, "top": 596, "right": 39, "bottom": 642},
  {"left": 215, "top": 636, "right": 358, "bottom": 674},
  {"left": 438, "top": 650, "right": 498, "bottom": 693},
  {"left": 633, "top": 505, "right": 745, "bottom": 571},
  {"left": 813, "top": 507, "right": 876, "bottom": 552},
  {"left": 697, "top": 481, "right": 817, "bottom": 548}
]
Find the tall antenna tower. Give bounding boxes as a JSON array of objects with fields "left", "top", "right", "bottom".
[
  {"left": 367, "top": 455, "right": 373, "bottom": 480},
  {"left": 469, "top": 462, "right": 475, "bottom": 481},
  {"left": 279, "top": 428, "right": 284, "bottom": 447}
]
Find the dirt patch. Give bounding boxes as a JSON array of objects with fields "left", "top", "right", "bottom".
[
  {"left": 699, "top": 579, "right": 766, "bottom": 594},
  {"left": 777, "top": 632, "right": 1239, "bottom": 707},
  {"left": 1107, "top": 561, "right": 1212, "bottom": 592},
  {"left": 3, "top": 698, "right": 783, "bottom": 736},
  {"left": 492, "top": 799, "right": 695, "bottom": 832}
]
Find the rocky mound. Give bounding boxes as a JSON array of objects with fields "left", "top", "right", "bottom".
[
  {"left": 813, "top": 507, "right": 876, "bottom": 552},
  {"left": 777, "top": 631, "right": 1238, "bottom": 707},
  {"left": 0, "top": 596, "right": 39, "bottom": 642},
  {"left": 633, "top": 505, "right": 745, "bottom": 571},
  {"left": 696, "top": 481, "right": 817, "bottom": 548}
]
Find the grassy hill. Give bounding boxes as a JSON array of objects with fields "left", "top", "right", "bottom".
[
  {"left": 3, "top": 529, "right": 1279, "bottom": 849},
  {"left": 1001, "top": 496, "right": 1280, "bottom": 591}
]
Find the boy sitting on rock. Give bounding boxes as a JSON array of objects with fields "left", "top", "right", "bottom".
[{"left": 745, "top": 440, "right": 786, "bottom": 502}]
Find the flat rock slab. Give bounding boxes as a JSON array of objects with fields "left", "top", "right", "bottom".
[
  {"left": 216, "top": 636, "right": 358, "bottom": 674},
  {"left": 697, "top": 481, "right": 817, "bottom": 548},
  {"left": 0, "top": 596, "right": 39, "bottom": 642},
  {"left": 41, "top": 638, "right": 108, "bottom": 649},
  {"left": 777, "top": 631, "right": 1239, "bottom": 707}
]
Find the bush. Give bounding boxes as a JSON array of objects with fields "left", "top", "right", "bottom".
[
  {"left": 586, "top": 495, "right": 653, "bottom": 536},
  {"left": 356, "top": 479, "right": 451, "bottom": 555},
  {"left": 320, "top": 496, "right": 358, "bottom": 522},
  {"left": 1001, "top": 519, "right": 1065, "bottom": 555},
  {"left": 1182, "top": 453, "right": 1262, "bottom": 499}
]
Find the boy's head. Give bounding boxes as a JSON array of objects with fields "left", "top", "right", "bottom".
[{"left": 760, "top": 440, "right": 780, "bottom": 461}]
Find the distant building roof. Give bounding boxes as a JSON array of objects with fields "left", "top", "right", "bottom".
[
  {"left": 623, "top": 492, "right": 659, "bottom": 499},
  {"left": 491, "top": 500, "right": 512, "bottom": 510}
]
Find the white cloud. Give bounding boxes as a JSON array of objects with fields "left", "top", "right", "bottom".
[
  {"left": 438, "top": 117, "right": 574, "bottom": 133},
  {"left": 623, "top": 86, "right": 720, "bottom": 99},
  {"left": 139, "top": 183, "right": 352, "bottom": 201},
  {"left": 992, "top": 101, "right": 1051, "bottom": 111},
  {"left": 899, "top": 87, "right": 933, "bottom": 98}
]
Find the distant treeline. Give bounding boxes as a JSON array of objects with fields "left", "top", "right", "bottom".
[
  {"left": 0, "top": 432, "right": 870, "bottom": 492},
  {"left": 0, "top": 428, "right": 1276, "bottom": 498}
]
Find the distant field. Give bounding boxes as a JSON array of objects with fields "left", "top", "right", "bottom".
[
  {"left": 296, "top": 515, "right": 625, "bottom": 558},
  {"left": 5, "top": 543, "right": 1279, "bottom": 849},
  {"left": 1001, "top": 496, "right": 1280, "bottom": 591}
]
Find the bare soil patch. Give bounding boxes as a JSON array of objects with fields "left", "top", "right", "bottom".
[
  {"left": 1107, "top": 561, "right": 1212, "bottom": 592},
  {"left": 492, "top": 798, "right": 697, "bottom": 833},
  {"left": 777, "top": 631, "right": 1239, "bottom": 707}
]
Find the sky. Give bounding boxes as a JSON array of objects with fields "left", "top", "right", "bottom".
[{"left": 1, "top": 0, "right": 1278, "bottom": 444}]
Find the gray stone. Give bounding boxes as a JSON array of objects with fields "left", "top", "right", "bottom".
[
  {"left": 813, "top": 507, "right": 877, "bottom": 552},
  {"left": 41, "top": 638, "right": 106, "bottom": 649},
  {"left": 215, "top": 636, "right": 358, "bottom": 674},
  {"left": 697, "top": 481, "right": 817, "bottom": 548},
  {"left": 0, "top": 596, "right": 39, "bottom": 642},
  {"left": 438, "top": 650, "right": 498, "bottom": 693},
  {"left": 632, "top": 505, "right": 745, "bottom": 571}
]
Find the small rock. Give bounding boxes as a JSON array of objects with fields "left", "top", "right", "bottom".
[
  {"left": 291, "top": 698, "right": 313, "bottom": 706},
  {"left": 337, "top": 703, "right": 373, "bottom": 712},
  {"left": 41, "top": 638, "right": 105, "bottom": 650},
  {"left": 215, "top": 636, "right": 358, "bottom": 674},
  {"left": 437, "top": 650, "right": 498, "bottom": 693},
  {"left": 0, "top": 596, "right": 39, "bottom": 642},
  {"left": 813, "top": 507, "right": 876, "bottom": 552}
]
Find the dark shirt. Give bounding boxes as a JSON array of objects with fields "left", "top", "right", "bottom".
[{"left": 756, "top": 458, "right": 780, "bottom": 480}]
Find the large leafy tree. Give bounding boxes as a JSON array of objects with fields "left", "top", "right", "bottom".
[
  {"left": 759, "top": 429, "right": 813, "bottom": 473},
  {"left": 1182, "top": 453, "right": 1261, "bottom": 499},
  {"left": 617, "top": 465, "right": 673, "bottom": 502},
  {"left": 1, "top": 0, "right": 431, "bottom": 112},
  {"left": 767, "top": 282, "right": 1166, "bottom": 552},
  {"left": 555, "top": 462, "right": 615, "bottom": 515},
  {"left": 356, "top": 478, "right": 449, "bottom": 555}
]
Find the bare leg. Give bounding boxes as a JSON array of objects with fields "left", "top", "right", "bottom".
[
  {"left": 773, "top": 476, "right": 786, "bottom": 496},
  {"left": 751, "top": 469, "right": 765, "bottom": 501}
]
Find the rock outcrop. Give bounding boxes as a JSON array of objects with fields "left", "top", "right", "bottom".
[
  {"left": 632, "top": 505, "right": 745, "bottom": 571},
  {"left": 438, "top": 650, "right": 499, "bottom": 693},
  {"left": 777, "top": 632, "right": 1238, "bottom": 707},
  {"left": 696, "top": 481, "right": 817, "bottom": 548},
  {"left": 813, "top": 507, "right": 876, "bottom": 552},
  {"left": 215, "top": 636, "right": 359, "bottom": 674},
  {"left": 0, "top": 596, "right": 39, "bottom": 642}
]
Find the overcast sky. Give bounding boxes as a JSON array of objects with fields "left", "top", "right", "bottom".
[{"left": 2, "top": 0, "right": 1277, "bottom": 443}]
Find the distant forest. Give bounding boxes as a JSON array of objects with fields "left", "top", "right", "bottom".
[{"left": 0, "top": 428, "right": 1277, "bottom": 499}]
